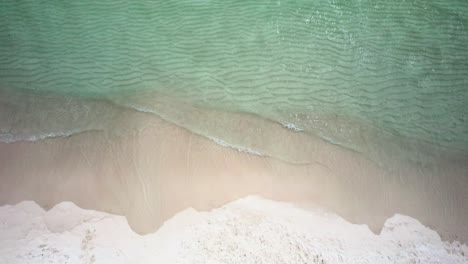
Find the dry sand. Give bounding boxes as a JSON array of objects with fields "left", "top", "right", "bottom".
[
  {"left": 1, "top": 196, "right": 467, "bottom": 263},
  {"left": 0, "top": 106, "right": 467, "bottom": 245}
]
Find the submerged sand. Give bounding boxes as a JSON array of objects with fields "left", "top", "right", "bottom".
[
  {"left": 0, "top": 105, "right": 467, "bottom": 245},
  {"left": 1, "top": 197, "right": 467, "bottom": 263}
]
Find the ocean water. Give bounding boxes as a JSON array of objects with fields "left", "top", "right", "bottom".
[{"left": 1, "top": 0, "right": 468, "bottom": 165}]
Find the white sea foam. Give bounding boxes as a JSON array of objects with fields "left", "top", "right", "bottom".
[
  {"left": 279, "top": 121, "right": 304, "bottom": 132},
  {"left": 208, "top": 136, "right": 263, "bottom": 156},
  {"left": 0, "top": 130, "right": 83, "bottom": 144}
]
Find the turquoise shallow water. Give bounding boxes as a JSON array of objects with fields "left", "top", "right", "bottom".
[{"left": 0, "top": 0, "right": 467, "bottom": 163}]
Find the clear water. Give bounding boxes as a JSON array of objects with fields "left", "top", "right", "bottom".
[{"left": 1, "top": 0, "right": 467, "bottom": 164}]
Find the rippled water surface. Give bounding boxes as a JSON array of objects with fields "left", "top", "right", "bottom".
[{"left": 1, "top": 0, "right": 467, "bottom": 162}]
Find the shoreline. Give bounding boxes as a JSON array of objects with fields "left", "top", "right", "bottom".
[
  {"left": 3, "top": 89, "right": 466, "bottom": 166},
  {"left": 0, "top": 106, "right": 467, "bottom": 243}
]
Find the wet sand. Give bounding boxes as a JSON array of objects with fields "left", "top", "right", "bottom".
[{"left": 0, "top": 107, "right": 467, "bottom": 243}]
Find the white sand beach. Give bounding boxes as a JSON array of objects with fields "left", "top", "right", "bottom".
[{"left": 1, "top": 196, "right": 467, "bottom": 264}]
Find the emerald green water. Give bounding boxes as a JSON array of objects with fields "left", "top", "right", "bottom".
[{"left": 1, "top": 0, "right": 467, "bottom": 162}]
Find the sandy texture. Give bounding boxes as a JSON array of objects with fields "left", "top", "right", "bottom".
[
  {"left": 1, "top": 197, "right": 467, "bottom": 264},
  {"left": 0, "top": 108, "right": 467, "bottom": 243}
]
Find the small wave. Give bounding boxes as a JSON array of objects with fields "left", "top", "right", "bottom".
[
  {"left": 279, "top": 121, "right": 304, "bottom": 132},
  {"left": 207, "top": 136, "right": 263, "bottom": 156},
  {"left": 113, "top": 100, "right": 266, "bottom": 157},
  {"left": 0, "top": 129, "right": 95, "bottom": 144}
]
